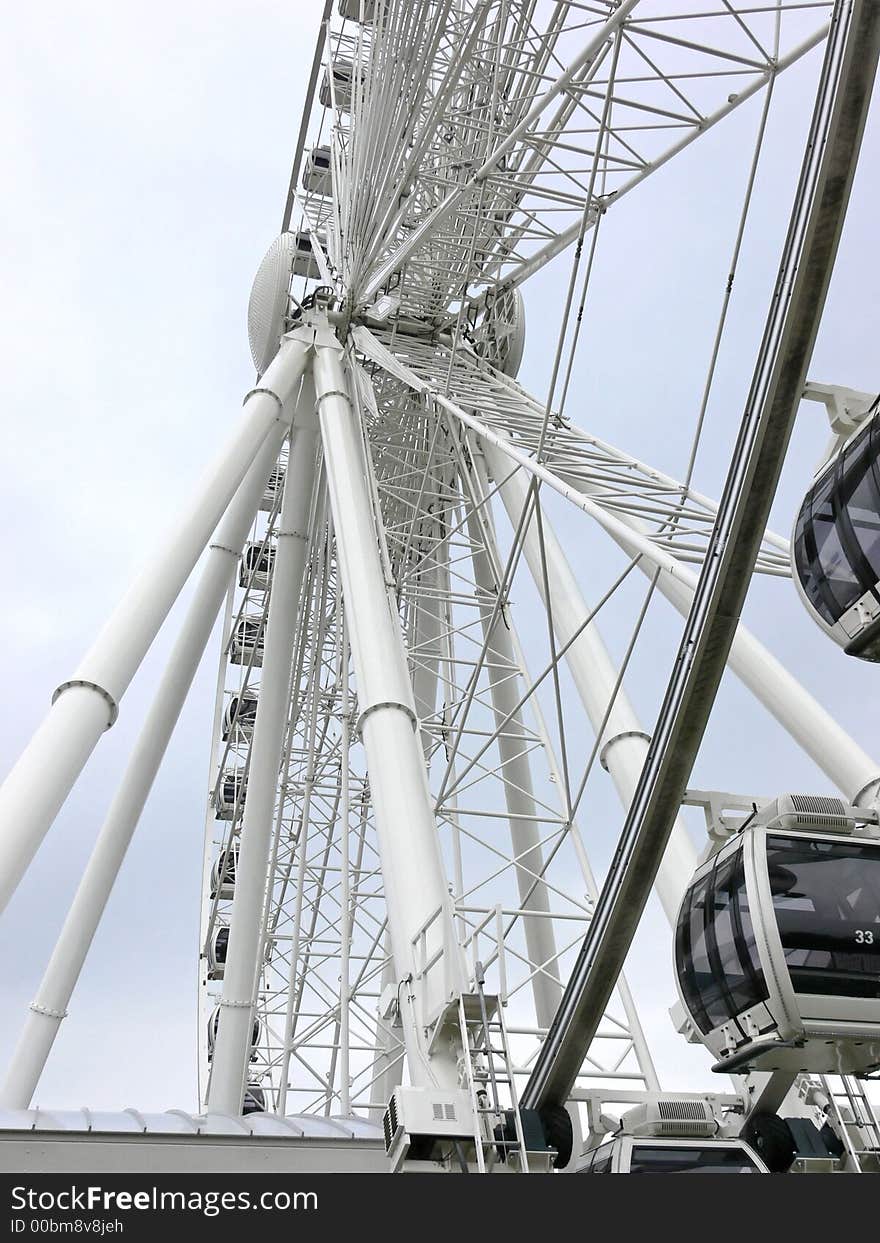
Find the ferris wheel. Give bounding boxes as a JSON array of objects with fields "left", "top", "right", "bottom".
[{"left": 1, "top": 0, "right": 880, "bottom": 1175}]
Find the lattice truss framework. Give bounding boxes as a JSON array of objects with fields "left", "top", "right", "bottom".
[
  {"left": 200, "top": 360, "right": 662, "bottom": 1115},
  {"left": 197, "top": 0, "right": 838, "bottom": 1117},
  {"left": 300, "top": 0, "right": 832, "bottom": 321}
]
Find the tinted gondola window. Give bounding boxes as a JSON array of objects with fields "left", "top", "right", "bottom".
[
  {"left": 796, "top": 474, "right": 863, "bottom": 624},
  {"left": 628, "top": 1145, "right": 760, "bottom": 1174},
  {"left": 711, "top": 855, "right": 767, "bottom": 1018},
  {"left": 676, "top": 874, "right": 713, "bottom": 1033},
  {"left": 793, "top": 409, "right": 880, "bottom": 627},
  {"left": 581, "top": 1142, "right": 613, "bottom": 1173},
  {"left": 839, "top": 424, "right": 880, "bottom": 580},
  {"left": 676, "top": 851, "right": 767, "bottom": 1034},
  {"left": 767, "top": 835, "right": 880, "bottom": 999}
]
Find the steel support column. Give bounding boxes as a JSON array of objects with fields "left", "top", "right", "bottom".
[
  {"left": 208, "top": 395, "right": 320, "bottom": 1115},
  {"left": 312, "top": 324, "right": 465, "bottom": 1089},
  {"left": 0, "top": 419, "right": 292, "bottom": 1111},
  {"left": 0, "top": 334, "right": 311, "bottom": 918}
]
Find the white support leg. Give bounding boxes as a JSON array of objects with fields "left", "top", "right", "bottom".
[
  {"left": 338, "top": 618, "right": 352, "bottom": 1117},
  {"left": 409, "top": 534, "right": 446, "bottom": 761},
  {"left": 464, "top": 457, "right": 565, "bottom": 1024},
  {"left": 370, "top": 938, "right": 406, "bottom": 1109},
  {"left": 207, "top": 401, "right": 320, "bottom": 1116},
  {"left": 0, "top": 333, "right": 311, "bottom": 917},
  {"left": 312, "top": 324, "right": 465, "bottom": 1090},
  {"left": 0, "top": 420, "right": 291, "bottom": 1111},
  {"left": 485, "top": 444, "right": 698, "bottom": 922}
]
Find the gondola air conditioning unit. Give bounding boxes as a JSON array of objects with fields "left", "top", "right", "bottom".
[
  {"left": 760, "top": 793, "right": 855, "bottom": 834},
  {"left": 620, "top": 1099, "right": 717, "bottom": 1139}
]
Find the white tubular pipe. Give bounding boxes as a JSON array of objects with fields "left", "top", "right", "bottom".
[
  {"left": 369, "top": 518, "right": 445, "bottom": 1108},
  {"left": 338, "top": 618, "right": 352, "bottom": 1117},
  {"left": 312, "top": 326, "right": 465, "bottom": 1089},
  {"left": 465, "top": 460, "right": 565, "bottom": 1023},
  {"left": 0, "top": 424, "right": 290, "bottom": 1110},
  {"left": 409, "top": 548, "right": 446, "bottom": 761},
  {"left": 486, "top": 445, "right": 697, "bottom": 922},
  {"left": 207, "top": 410, "right": 319, "bottom": 1117},
  {"left": 0, "top": 333, "right": 311, "bottom": 918},
  {"left": 549, "top": 470, "right": 880, "bottom": 809}
]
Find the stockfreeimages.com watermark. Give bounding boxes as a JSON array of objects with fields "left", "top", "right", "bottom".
[{"left": 11, "top": 1184, "right": 318, "bottom": 1221}]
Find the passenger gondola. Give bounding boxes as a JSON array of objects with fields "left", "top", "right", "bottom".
[
  {"left": 577, "top": 1098, "right": 769, "bottom": 1173},
  {"left": 302, "top": 146, "right": 332, "bottom": 197},
  {"left": 239, "top": 542, "right": 275, "bottom": 592},
  {"left": 338, "top": 0, "right": 375, "bottom": 22},
  {"left": 230, "top": 615, "right": 265, "bottom": 667},
  {"left": 208, "top": 926, "right": 229, "bottom": 979},
  {"left": 222, "top": 694, "right": 258, "bottom": 741},
  {"left": 674, "top": 793, "right": 880, "bottom": 1075},
  {"left": 210, "top": 846, "right": 238, "bottom": 899},
  {"left": 792, "top": 398, "right": 880, "bottom": 660},
  {"left": 258, "top": 464, "right": 285, "bottom": 513},
  {"left": 319, "top": 60, "right": 357, "bottom": 112},
  {"left": 242, "top": 1085, "right": 266, "bottom": 1115},
  {"left": 579, "top": 1136, "right": 767, "bottom": 1174},
  {"left": 207, "top": 1007, "right": 260, "bottom": 1061},
  {"left": 216, "top": 770, "right": 247, "bottom": 820},
  {"left": 291, "top": 230, "right": 327, "bottom": 280}
]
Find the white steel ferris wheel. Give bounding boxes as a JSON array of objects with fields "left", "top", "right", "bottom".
[{"left": 2, "top": 0, "right": 880, "bottom": 1174}]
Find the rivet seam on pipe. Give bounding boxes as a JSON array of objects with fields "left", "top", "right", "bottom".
[
  {"left": 852, "top": 775, "right": 880, "bottom": 807},
  {"left": 314, "top": 388, "right": 351, "bottom": 407},
  {"left": 599, "top": 729, "right": 651, "bottom": 772},
  {"left": 52, "top": 679, "right": 119, "bottom": 728},
  {"left": 218, "top": 998, "right": 255, "bottom": 1009},
  {"left": 209, "top": 542, "right": 239, "bottom": 557},
  {"left": 242, "top": 386, "right": 284, "bottom": 414},
  {"left": 356, "top": 700, "right": 418, "bottom": 736},
  {"left": 277, "top": 529, "right": 308, "bottom": 541},
  {"left": 29, "top": 1003, "right": 68, "bottom": 1020}
]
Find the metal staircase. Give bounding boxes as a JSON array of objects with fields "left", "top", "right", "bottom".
[
  {"left": 457, "top": 963, "right": 530, "bottom": 1173},
  {"left": 820, "top": 1075, "right": 880, "bottom": 1172}
]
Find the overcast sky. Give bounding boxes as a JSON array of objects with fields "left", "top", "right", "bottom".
[{"left": 0, "top": 2, "right": 878, "bottom": 1116}]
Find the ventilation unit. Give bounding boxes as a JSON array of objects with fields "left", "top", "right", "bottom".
[{"left": 620, "top": 1098, "right": 718, "bottom": 1139}]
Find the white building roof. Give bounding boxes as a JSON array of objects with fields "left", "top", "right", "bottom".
[{"left": 0, "top": 1108, "right": 384, "bottom": 1141}]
